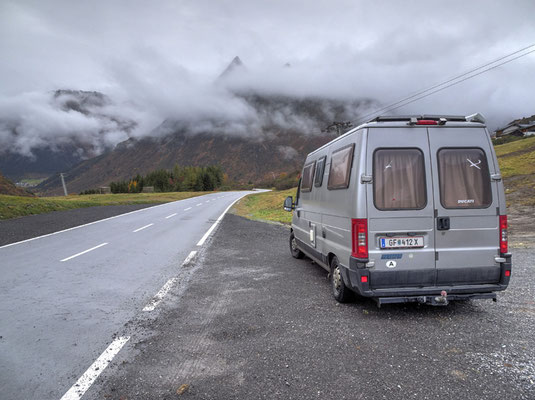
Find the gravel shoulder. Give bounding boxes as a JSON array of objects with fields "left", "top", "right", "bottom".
[
  {"left": 91, "top": 214, "right": 535, "bottom": 400},
  {"left": 0, "top": 204, "right": 156, "bottom": 246}
]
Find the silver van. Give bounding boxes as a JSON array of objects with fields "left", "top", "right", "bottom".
[{"left": 284, "top": 114, "right": 512, "bottom": 306}]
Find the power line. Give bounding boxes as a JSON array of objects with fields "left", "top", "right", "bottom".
[
  {"left": 367, "top": 49, "right": 535, "bottom": 118},
  {"left": 353, "top": 43, "right": 535, "bottom": 125}
]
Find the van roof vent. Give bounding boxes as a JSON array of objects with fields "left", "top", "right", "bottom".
[{"left": 465, "top": 113, "right": 486, "bottom": 123}]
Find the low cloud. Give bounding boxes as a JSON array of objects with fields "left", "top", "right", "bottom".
[
  {"left": 0, "top": 91, "right": 136, "bottom": 157},
  {"left": 0, "top": 0, "right": 534, "bottom": 157}
]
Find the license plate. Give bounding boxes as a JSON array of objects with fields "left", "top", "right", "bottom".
[{"left": 380, "top": 236, "right": 424, "bottom": 249}]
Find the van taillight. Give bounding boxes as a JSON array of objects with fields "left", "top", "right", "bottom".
[
  {"left": 352, "top": 219, "right": 368, "bottom": 259},
  {"left": 499, "top": 215, "right": 508, "bottom": 254}
]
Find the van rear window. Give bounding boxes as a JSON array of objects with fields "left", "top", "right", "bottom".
[
  {"left": 374, "top": 149, "right": 426, "bottom": 210},
  {"left": 301, "top": 161, "right": 316, "bottom": 192},
  {"left": 438, "top": 148, "right": 492, "bottom": 208}
]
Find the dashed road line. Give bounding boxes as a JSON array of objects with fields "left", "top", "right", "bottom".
[
  {"left": 143, "top": 250, "right": 198, "bottom": 312},
  {"left": 60, "top": 243, "right": 108, "bottom": 262},
  {"left": 0, "top": 196, "right": 207, "bottom": 250},
  {"left": 133, "top": 223, "right": 154, "bottom": 233},
  {"left": 165, "top": 213, "right": 177, "bottom": 219},
  {"left": 59, "top": 336, "right": 130, "bottom": 400},
  {"left": 196, "top": 203, "right": 203, "bottom": 207},
  {"left": 184, "top": 207, "right": 192, "bottom": 211}
]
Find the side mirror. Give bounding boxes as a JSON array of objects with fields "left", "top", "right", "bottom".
[{"left": 283, "top": 196, "right": 294, "bottom": 212}]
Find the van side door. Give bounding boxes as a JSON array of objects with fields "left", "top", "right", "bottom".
[
  {"left": 293, "top": 161, "right": 318, "bottom": 257},
  {"left": 427, "top": 127, "right": 501, "bottom": 285}
]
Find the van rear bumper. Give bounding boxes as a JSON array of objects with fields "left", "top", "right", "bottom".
[{"left": 345, "top": 256, "right": 511, "bottom": 299}]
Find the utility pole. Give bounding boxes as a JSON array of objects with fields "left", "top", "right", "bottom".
[{"left": 60, "top": 173, "right": 68, "bottom": 196}]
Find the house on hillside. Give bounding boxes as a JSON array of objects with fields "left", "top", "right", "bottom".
[{"left": 494, "top": 115, "right": 535, "bottom": 137}]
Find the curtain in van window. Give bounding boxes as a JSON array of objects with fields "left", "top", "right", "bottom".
[
  {"left": 374, "top": 149, "right": 426, "bottom": 210},
  {"left": 438, "top": 148, "right": 492, "bottom": 208}
]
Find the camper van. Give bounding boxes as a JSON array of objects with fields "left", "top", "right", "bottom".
[{"left": 283, "top": 114, "right": 512, "bottom": 307}]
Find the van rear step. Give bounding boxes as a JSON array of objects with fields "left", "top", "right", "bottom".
[{"left": 374, "top": 292, "right": 497, "bottom": 308}]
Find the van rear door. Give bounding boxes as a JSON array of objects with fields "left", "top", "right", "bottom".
[
  {"left": 366, "top": 127, "right": 436, "bottom": 289},
  {"left": 427, "top": 127, "right": 501, "bottom": 285}
]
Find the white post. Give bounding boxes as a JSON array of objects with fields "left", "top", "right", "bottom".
[{"left": 60, "top": 173, "right": 68, "bottom": 196}]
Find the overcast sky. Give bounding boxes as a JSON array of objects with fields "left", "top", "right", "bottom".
[{"left": 1, "top": 0, "right": 534, "bottom": 154}]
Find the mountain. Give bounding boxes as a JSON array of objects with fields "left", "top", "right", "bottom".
[
  {"left": 36, "top": 92, "right": 374, "bottom": 195},
  {"left": 0, "top": 172, "right": 34, "bottom": 196},
  {"left": 0, "top": 90, "right": 136, "bottom": 182},
  {"left": 217, "top": 56, "right": 245, "bottom": 80},
  {"left": 36, "top": 124, "right": 337, "bottom": 195},
  {"left": 0, "top": 145, "right": 89, "bottom": 182}
]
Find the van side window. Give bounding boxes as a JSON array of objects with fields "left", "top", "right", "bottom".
[
  {"left": 438, "top": 148, "right": 492, "bottom": 209},
  {"left": 327, "top": 144, "right": 354, "bottom": 190},
  {"left": 314, "top": 156, "right": 327, "bottom": 187},
  {"left": 300, "top": 161, "right": 316, "bottom": 192},
  {"left": 374, "top": 148, "right": 426, "bottom": 210}
]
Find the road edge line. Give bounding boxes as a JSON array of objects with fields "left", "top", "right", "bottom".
[
  {"left": 142, "top": 250, "right": 198, "bottom": 312},
  {"left": 196, "top": 194, "right": 247, "bottom": 247},
  {"left": 59, "top": 336, "right": 130, "bottom": 400}
]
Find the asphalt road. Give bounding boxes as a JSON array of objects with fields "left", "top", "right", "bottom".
[
  {"left": 0, "top": 191, "right": 253, "bottom": 400},
  {"left": 83, "top": 214, "right": 534, "bottom": 400},
  {"left": 0, "top": 204, "right": 157, "bottom": 247}
]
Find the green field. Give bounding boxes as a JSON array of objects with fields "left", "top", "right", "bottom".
[
  {"left": 232, "top": 188, "right": 297, "bottom": 225},
  {"left": 0, "top": 192, "right": 209, "bottom": 220},
  {"left": 495, "top": 136, "right": 535, "bottom": 207}
]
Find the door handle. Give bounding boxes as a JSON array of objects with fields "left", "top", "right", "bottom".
[{"left": 437, "top": 217, "right": 450, "bottom": 231}]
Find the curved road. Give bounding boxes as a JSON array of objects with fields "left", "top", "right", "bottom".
[{"left": 0, "top": 191, "right": 254, "bottom": 400}]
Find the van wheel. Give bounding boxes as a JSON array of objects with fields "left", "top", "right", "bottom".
[
  {"left": 289, "top": 232, "right": 304, "bottom": 259},
  {"left": 331, "top": 256, "right": 352, "bottom": 303}
]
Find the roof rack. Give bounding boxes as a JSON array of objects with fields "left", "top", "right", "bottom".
[
  {"left": 369, "top": 114, "right": 487, "bottom": 125},
  {"left": 369, "top": 115, "right": 469, "bottom": 123}
]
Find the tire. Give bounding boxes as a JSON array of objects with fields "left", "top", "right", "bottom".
[
  {"left": 289, "top": 232, "right": 304, "bottom": 259},
  {"left": 331, "top": 256, "right": 353, "bottom": 303}
]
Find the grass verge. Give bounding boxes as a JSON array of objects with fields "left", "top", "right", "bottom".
[
  {"left": 495, "top": 136, "right": 535, "bottom": 207},
  {"left": 0, "top": 192, "right": 210, "bottom": 220},
  {"left": 232, "top": 188, "right": 297, "bottom": 225}
]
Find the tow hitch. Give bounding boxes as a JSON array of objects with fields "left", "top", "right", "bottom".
[{"left": 431, "top": 290, "right": 449, "bottom": 306}]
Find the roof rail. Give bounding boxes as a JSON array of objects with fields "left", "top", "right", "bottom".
[
  {"left": 369, "top": 115, "right": 468, "bottom": 123},
  {"left": 369, "top": 114, "right": 487, "bottom": 124}
]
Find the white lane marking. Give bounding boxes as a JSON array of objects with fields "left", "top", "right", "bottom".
[
  {"left": 133, "top": 223, "right": 154, "bottom": 233},
  {"left": 196, "top": 195, "right": 247, "bottom": 247},
  {"left": 0, "top": 194, "right": 219, "bottom": 250},
  {"left": 205, "top": 200, "right": 210, "bottom": 203},
  {"left": 182, "top": 250, "right": 198, "bottom": 265},
  {"left": 165, "top": 213, "right": 177, "bottom": 219},
  {"left": 142, "top": 250, "right": 198, "bottom": 312},
  {"left": 60, "top": 243, "right": 108, "bottom": 262},
  {"left": 184, "top": 207, "right": 192, "bottom": 211},
  {"left": 60, "top": 336, "right": 130, "bottom": 400},
  {"left": 196, "top": 203, "right": 203, "bottom": 206}
]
